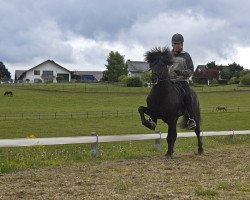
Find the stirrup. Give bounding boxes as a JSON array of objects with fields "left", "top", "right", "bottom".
[{"left": 187, "top": 118, "right": 196, "bottom": 129}]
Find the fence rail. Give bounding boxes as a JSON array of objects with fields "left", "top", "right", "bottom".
[
  {"left": 0, "top": 106, "right": 250, "bottom": 120},
  {"left": 1, "top": 82, "right": 250, "bottom": 93},
  {"left": 0, "top": 130, "right": 249, "bottom": 148}
]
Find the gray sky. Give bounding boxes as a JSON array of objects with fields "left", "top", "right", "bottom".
[{"left": 1, "top": 0, "right": 250, "bottom": 78}]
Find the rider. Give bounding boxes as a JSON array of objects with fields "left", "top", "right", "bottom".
[{"left": 169, "top": 33, "right": 196, "bottom": 129}]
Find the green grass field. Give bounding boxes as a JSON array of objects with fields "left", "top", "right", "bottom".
[
  {"left": 0, "top": 83, "right": 249, "bottom": 138},
  {"left": 0, "top": 83, "right": 249, "bottom": 173}
]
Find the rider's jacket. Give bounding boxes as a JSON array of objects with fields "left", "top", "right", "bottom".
[{"left": 169, "top": 50, "right": 194, "bottom": 82}]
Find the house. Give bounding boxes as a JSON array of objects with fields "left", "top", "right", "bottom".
[
  {"left": 15, "top": 70, "right": 27, "bottom": 82},
  {"left": 71, "top": 71, "right": 103, "bottom": 82},
  {"left": 15, "top": 60, "right": 71, "bottom": 83},
  {"left": 195, "top": 65, "right": 207, "bottom": 72},
  {"left": 126, "top": 60, "right": 149, "bottom": 77}
]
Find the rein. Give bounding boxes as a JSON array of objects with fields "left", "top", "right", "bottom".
[{"left": 151, "top": 72, "right": 170, "bottom": 86}]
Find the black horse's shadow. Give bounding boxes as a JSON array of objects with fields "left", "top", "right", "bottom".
[{"left": 138, "top": 47, "right": 203, "bottom": 158}]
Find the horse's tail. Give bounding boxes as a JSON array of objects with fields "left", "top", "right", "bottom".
[{"left": 180, "top": 90, "right": 201, "bottom": 129}]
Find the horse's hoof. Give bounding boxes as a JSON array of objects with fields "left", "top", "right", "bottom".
[
  {"left": 165, "top": 153, "right": 173, "bottom": 159},
  {"left": 198, "top": 148, "right": 204, "bottom": 155},
  {"left": 143, "top": 120, "right": 156, "bottom": 130},
  {"left": 150, "top": 121, "right": 156, "bottom": 130}
]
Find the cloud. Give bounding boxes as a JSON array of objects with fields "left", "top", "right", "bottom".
[{"left": 1, "top": 0, "right": 250, "bottom": 78}]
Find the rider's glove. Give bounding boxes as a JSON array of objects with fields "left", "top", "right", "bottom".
[{"left": 174, "top": 70, "right": 182, "bottom": 76}]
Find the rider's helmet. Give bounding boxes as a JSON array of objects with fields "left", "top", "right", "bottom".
[{"left": 171, "top": 33, "right": 184, "bottom": 43}]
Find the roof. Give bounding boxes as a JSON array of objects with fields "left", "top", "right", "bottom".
[
  {"left": 196, "top": 65, "right": 207, "bottom": 71},
  {"left": 126, "top": 60, "right": 149, "bottom": 73},
  {"left": 27, "top": 60, "right": 71, "bottom": 73},
  {"left": 15, "top": 70, "right": 26, "bottom": 80},
  {"left": 72, "top": 71, "right": 103, "bottom": 81}
]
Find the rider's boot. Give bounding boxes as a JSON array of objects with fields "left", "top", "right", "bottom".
[
  {"left": 185, "top": 94, "right": 197, "bottom": 129},
  {"left": 181, "top": 82, "right": 197, "bottom": 129}
]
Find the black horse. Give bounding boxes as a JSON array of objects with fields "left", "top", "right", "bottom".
[
  {"left": 138, "top": 47, "right": 203, "bottom": 158},
  {"left": 4, "top": 91, "right": 13, "bottom": 97}
]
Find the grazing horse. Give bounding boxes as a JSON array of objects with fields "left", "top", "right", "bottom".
[
  {"left": 216, "top": 106, "right": 227, "bottom": 112},
  {"left": 138, "top": 47, "right": 203, "bottom": 158},
  {"left": 4, "top": 91, "right": 13, "bottom": 97}
]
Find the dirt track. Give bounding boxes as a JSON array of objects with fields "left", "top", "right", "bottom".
[{"left": 0, "top": 147, "right": 249, "bottom": 200}]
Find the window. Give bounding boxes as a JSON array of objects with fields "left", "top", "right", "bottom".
[
  {"left": 42, "top": 71, "right": 53, "bottom": 77},
  {"left": 34, "top": 70, "right": 40, "bottom": 75}
]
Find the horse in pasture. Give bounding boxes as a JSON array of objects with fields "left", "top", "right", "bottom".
[
  {"left": 138, "top": 47, "right": 203, "bottom": 158},
  {"left": 4, "top": 91, "right": 13, "bottom": 97},
  {"left": 215, "top": 106, "right": 227, "bottom": 112}
]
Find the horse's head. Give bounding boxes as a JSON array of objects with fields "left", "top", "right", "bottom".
[{"left": 145, "top": 47, "right": 173, "bottom": 85}]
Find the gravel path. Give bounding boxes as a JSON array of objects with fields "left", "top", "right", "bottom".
[{"left": 0, "top": 147, "right": 249, "bottom": 199}]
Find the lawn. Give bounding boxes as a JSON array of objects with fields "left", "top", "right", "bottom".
[
  {"left": 0, "top": 83, "right": 249, "bottom": 173},
  {"left": 0, "top": 83, "right": 249, "bottom": 138}
]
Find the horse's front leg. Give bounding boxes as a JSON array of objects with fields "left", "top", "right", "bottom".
[
  {"left": 165, "top": 120, "right": 177, "bottom": 159},
  {"left": 138, "top": 106, "right": 157, "bottom": 130}
]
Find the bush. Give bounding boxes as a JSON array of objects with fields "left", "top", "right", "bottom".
[
  {"left": 192, "top": 77, "right": 208, "bottom": 84},
  {"left": 34, "top": 78, "right": 42, "bottom": 83},
  {"left": 228, "top": 77, "right": 240, "bottom": 84},
  {"left": 218, "top": 79, "right": 228, "bottom": 85},
  {"left": 126, "top": 77, "right": 143, "bottom": 87},
  {"left": 210, "top": 78, "right": 219, "bottom": 85},
  {"left": 56, "top": 76, "right": 64, "bottom": 83},
  {"left": 240, "top": 73, "right": 250, "bottom": 85},
  {"left": 118, "top": 75, "right": 128, "bottom": 85}
]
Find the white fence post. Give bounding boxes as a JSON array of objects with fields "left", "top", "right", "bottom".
[
  {"left": 90, "top": 132, "right": 99, "bottom": 157},
  {"left": 230, "top": 130, "right": 235, "bottom": 143},
  {"left": 155, "top": 131, "right": 162, "bottom": 150}
]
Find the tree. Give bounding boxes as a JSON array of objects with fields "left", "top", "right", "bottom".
[
  {"left": 193, "top": 63, "right": 219, "bottom": 84},
  {"left": 206, "top": 61, "right": 218, "bottom": 70},
  {"left": 0, "top": 61, "right": 11, "bottom": 81},
  {"left": 228, "top": 62, "right": 243, "bottom": 78},
  {"left": 102, "top": 51, "right": 127, "bottom": 82}
]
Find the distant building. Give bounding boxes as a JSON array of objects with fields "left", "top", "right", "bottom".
[
  {"left": 126, "top": 60, "right": 149, "bottom": 77},
  {"left": 15, "top": 60, "right": 71, "bottom": 83},
  {"left": 195, "top": 65, "right": 207, "bottom": 72},
  {"left": 15, "top": 70, "right": 27, "bottom": 82},
  {"left": 71, "top": 71, "right": 103, "bottom": 82}
]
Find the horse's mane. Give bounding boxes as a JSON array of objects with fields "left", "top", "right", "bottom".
[{"left": 145, "top": 47, "right": 173, "bottom": 65}]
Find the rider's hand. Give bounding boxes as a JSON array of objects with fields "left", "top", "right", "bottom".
[{"left": 174, "top": 70, "right": 182, "bottom": 76}]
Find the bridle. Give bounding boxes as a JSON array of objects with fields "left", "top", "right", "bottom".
[
  {"left": 151, "top": 72, "right": 170, "bottom": 85},
  {"left": 150, "top": 61, "right": 172, "bottom": 85}
]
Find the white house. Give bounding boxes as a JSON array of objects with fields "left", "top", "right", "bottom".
[
  {"left": 15, "top": 60, "right": 71, "bottom": 83},
  {"left": 126, "top": 60, "right": 149, "bottom": 77}
]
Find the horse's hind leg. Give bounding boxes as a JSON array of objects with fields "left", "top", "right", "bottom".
[
  {"left": 195, "top": 126, "right": 204, "bottom": 154},
  {"left": 138, "top": 106, "right": 157, "bottom": 130}
]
